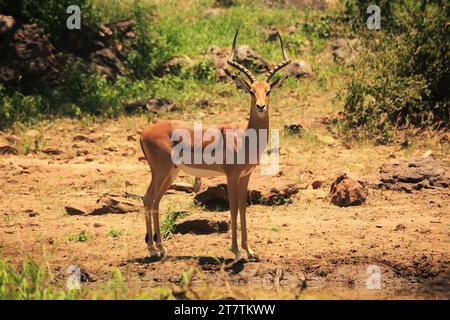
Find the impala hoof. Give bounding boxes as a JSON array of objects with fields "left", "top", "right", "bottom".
[
  {"left": 157, "top": 245, "right": 167, "bottom": 258},
  {"left": 247, "top": 251, "right": 260, "bottom": 262},
  {"left": 148, "top": 248, "right": 157, "bottom": 258},
  {"left": 233, "top": 251, "right": 242, "bottom": 262}
]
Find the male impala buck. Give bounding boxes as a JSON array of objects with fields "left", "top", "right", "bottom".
[{"left": 140, "top": 29, "right": 290, "bottom": 262}]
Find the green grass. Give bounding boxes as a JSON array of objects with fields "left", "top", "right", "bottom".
[
  {"left": 0, "top": 258, "right": 79, "bottom": 300},
  {"left": 1, "top": 0, "right": 348, "bottom": 131},
  {"left": 271, "top": 225, "right": 281, "bottom": 232},
  {"left": 0, "top": 258, "right": 175, "bottom": 300},
  {"left": 107, "top": 229, "right": 125, "bottom": 238},
  {"left": 160, "top": 209, "right": 190, "bottom": 239},
  {"left": 69, "top": 231, "right": 89, "bottom": 242}
]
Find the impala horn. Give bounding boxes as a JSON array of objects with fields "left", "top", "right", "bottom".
[
  {"left": 227, "top": 29, "right": 256, "bottom": 83},
  {"left": 264, "top": 32, "right": 290, "bottom": 82}
]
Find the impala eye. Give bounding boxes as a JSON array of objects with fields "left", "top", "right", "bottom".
[{"left": 267, "top": 90, "right": 271, "bottom": 96}]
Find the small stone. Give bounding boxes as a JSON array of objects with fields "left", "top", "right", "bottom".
[
  {"left": 73, "top": 135, "right": 94, "bottom": 143},
  {"left": 65, "top": 205, "right": 86, "bottom": 216},
  {"left": 76, "top": 149, "right": 89, "bottom": 156},
  {"left": 311, "top": 180, "right": 323, "bottom": 189},
  {"left": 170, "top": 182, "right": 195, "bottom": 193},
  {"left": 42, "top": 147, "right": 63, "bottom": 155},
  {"left": 0, "top": 145, "right": 18, "bottom": 155},
  {"left": 330, "top": 173, "right": 368, "bottom": 207},
  {"left": 394, "top": 224, "right": 406, "bottom": 231}
]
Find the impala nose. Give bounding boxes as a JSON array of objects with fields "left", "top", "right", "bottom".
[{"left": 256, "top": 104, "right": 266, "bottom": 112}]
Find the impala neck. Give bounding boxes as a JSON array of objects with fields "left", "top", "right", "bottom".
[
  {"left": 247, "top": 96, "right": 269, "bottom": 158},
  {"left": 247, "top": 97, "right": 269, "bottom": 132}
]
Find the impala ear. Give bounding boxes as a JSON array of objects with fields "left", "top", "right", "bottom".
[
  {"left": 232, "top": 76, "right": 252, "bottom": 93},
  {"left": 270, "top": 75, "right": 288, "bottom": 90}
]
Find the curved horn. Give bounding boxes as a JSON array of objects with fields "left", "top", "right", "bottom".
[
  {"left": 264, "top": 32, "right": 291, "bottom": 82},
  {"left": 227, "top": 29, "right": 256, "bottom": 83}
]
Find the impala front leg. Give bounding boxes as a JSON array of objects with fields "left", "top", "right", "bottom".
[
  {"left": 227, "top": 175, "right": 241, "bottom": 262},
  {"left": 238, "top": 174, "right": 258, "bottom": 261}
]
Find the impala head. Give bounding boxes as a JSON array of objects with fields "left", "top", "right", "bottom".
[{"left": 227, "top": 29, "right": 290, "bottom": 114}]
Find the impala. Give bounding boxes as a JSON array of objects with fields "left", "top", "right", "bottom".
[{"left": 140, "top": 29, "right": 290, "bottom": 262}]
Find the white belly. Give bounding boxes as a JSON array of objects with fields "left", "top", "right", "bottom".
[{"left": 180, "top": 165, "right": 224, "bottom": 177}]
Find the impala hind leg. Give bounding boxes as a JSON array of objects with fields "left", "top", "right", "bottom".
[
  {"left": 151, "top": 168, "right": 178, "bottom": 259},
  {"left": 143, "top": 176, "right": 164, "bottom": 258},
  {"left": 238, "top": 174, "right": 258, "bottom": 261}
]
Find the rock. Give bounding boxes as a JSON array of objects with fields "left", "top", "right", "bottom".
[
  {"left": 89, "top": 48, "right": 125, "bottom": 78},
  {"left": 330, "top": 38, "right": 360, "bottom": 64},
  {"left": 330, "top": 173, "right": 368, "bottom": 207},
  {"left": 207, "top": 44, "right": 270, "bottom": 81},
  {"left": 125, "top": 98, "right": 178, "bottom": 114},
  {"left": 285, "top": 59, "right": 314, "bottom": 78},
  {"left": 394, "top": 224, "right": 406, "bottom": 231},
  {"left": 42, "top": 147, "right": 63, "bottom": 155},
  {"left": 0, "top": 135, "right": 20, "bottom": 154},
  {"left": 155, "top": 55, "right": 193, "bottom": 77},
  {"left": 90, "top": 195, "right": 140, "bottom": 215},
  {"left": 77, "top": 266, "right": 96, "bottom": 283},
  {"left": 378, "top": 157, "right": 449, "bottom": 192},
  {"left": 170, "top": 182, "right": 196, "bottom": 193},
  {"left": 194, "top": 178, "right": 299, "bottom": 210},
  {"left": 0, "top": 144, "right": 18, "bottom": 155},
  {"left": 57, "top": 19, "right": 136, "bottom": 79},
  {"left": 194, "top": 184, "right": 229, "bottom": 210},
  {"left": 311, "top": 180, "right": 323, "bottom": 189},
  {"left": 214, "top": 0, "right": 237, "bottom": 7},
  {"left": 5, "top": 135, "right": 23, "bottom": 145},
  {"left": 65, "top": 205, "right": 86, "bottom": 216},
  {"left": 259, "top": 25, "right": 297, "bottom": 42},
  {"left": 76, "top": 149, "right": 89, "bottom": 156},
  {"left": 72, "top": 135, "right": 94, "bottom": 143},
  {"left": 234, "top": 45, "right": 270, "bottom": 73},
  {"left": 284, "top": 123, "right": 304, "bottom": 135},
  {"left": 25, "top": 209, "right": 39, "bottom": 218},
  {"left": 104, "top": 19, "right": 135, "bottom": 37},
  {"left": 127, "top": 135, "right": 137, "bottom": 141},
  {"left": 174, "top": 219, "right": 229, "bottom": 235},
  {"left": 0, "top": 15, "right": 60, "bottom": 90},
  {"left": 65, "top": 195, "right": 140, "bottom": 216},
  {"left": 248, "top": 179, "right": 299, "bottom": 205}
]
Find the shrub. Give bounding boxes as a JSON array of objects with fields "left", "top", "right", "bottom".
[
  {"left": 69, "top": 231, "right": 89, "bottom": 242},
  {"left": 161, "top": 210, "right": 189, "bottom": 239},
  {"left": 341, "top": 0, "right": 449, "bottom": 142},
  {"left": 107, "top": 229, "right": 124, "bottom": 238},
  {"left": 0, "top": 85, "right": 48, "bottom": 129},
  {"left": 125, "top": 1, "right": 171, "bottom": 79},
  {"left": 0, "top": 0, "right": 100, "bottom": 42},
  {"left": 0, "top": 258, "right": 78, "bottom": 299}
]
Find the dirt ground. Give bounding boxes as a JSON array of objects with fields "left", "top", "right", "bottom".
[{"left": 0, "top": 109, "right": 449, "bottom": 299}]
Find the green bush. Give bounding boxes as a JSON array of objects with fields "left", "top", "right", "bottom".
[
  {"left": 125, "top": 1, "right": 172, "bottom": 79},
  {"left": 0, "top": 0, "right": 100, "bottom": 42},
  {"left": 0, "top": 258, "right": 78, "bottom": 299},
  {"left": 0, "top": 85, "right": 49, "bottom": 129},
  {"left": 342, "top": 0, "right": 449, "bottom": 142}
]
